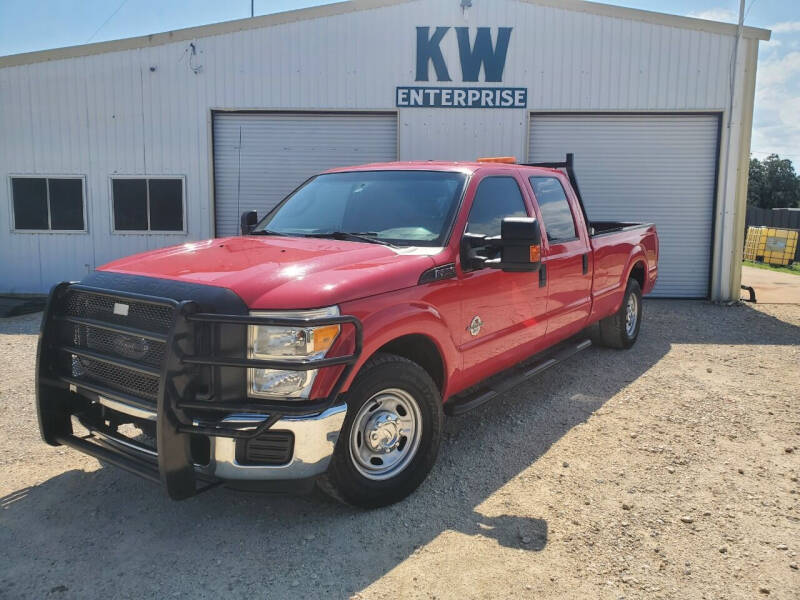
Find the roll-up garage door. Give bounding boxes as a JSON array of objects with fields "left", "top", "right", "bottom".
[
  {"left": 213, "top": 112, "right": 397, "bottom": 237},
  {"left": 529, "top": 114, "right": 720, "bottom": 298}
]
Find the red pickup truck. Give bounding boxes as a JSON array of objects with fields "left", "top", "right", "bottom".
[{"left": 36, "top": 154, "right": 658, "bottom": 507}]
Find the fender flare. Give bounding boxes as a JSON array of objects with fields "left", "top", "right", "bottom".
[
  {"left": 625, "top": 248, "right": 648, "bottom": 283},
  {"left": 612, "top": 248, "right": 648, "bottom": 312},
  {"left": 340, "top": 302, "right": 459, "bottom": 394}
]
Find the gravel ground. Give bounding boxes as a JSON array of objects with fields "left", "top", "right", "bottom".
[{"left": 1, "top": 300, "right": 798, "bottom": 599}]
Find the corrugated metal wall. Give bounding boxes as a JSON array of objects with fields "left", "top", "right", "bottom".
[
  {"left": 212, "top": 112, "right": 398, "bottom": 237},
  {"left": 0, "top": 0, "right": 741, "bottom": 292},
  {"left": 530, "top": 113, "right": 720, "bottom": 297}
]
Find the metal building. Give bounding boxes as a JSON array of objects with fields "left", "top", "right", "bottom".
[{"left": 0, "top": 0, "right": 769, "bottom": 299}]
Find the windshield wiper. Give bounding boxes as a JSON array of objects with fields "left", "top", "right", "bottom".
[
  {"left": 250, "top": 229, "right": 290, "bottom": 237},
  {"left": 305, "top": 231, "right": 396, "bottom": 247}
]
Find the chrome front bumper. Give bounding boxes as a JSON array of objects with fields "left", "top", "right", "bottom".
[
  {"left": 211, "top": 404, "right": 347, "bottom": 480},
  {"left": 90, "top": 402, "right": 347, "bottom": 482}
]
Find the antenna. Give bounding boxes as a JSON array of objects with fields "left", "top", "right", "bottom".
[{"left": 251, "top": 0, "right": 254, "bottom": 17}]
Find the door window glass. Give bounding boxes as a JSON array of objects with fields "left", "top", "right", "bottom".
[{"left": 466, "top": 176, "right": 528, "bottom": 237}]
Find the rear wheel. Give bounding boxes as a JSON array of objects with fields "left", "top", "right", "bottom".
[
  {"left": 318, "top": 353, "right": 443, "bottom": 508},
  {"left": 594, "top": 278, "right": 642, "bottom": 349}
]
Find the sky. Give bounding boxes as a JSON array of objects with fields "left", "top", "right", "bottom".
[{"left": 0, "top": 0, "right": 797, "bottom": 164}]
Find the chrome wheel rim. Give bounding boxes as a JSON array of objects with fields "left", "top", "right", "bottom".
[
  {"left": 349, "top": 388, "right": 422, "bottom": 481},
  {"left": 625, "top": 293, "right": 638, "bottom": 337}
]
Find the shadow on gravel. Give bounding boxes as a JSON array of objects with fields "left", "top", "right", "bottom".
[
  {"left": 1, "top": 301, "right": 798, "bottom": 598},
  {"left": 645, "top": 299, "right": 800, "bottom": 345}
]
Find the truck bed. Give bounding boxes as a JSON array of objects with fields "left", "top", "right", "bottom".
[
  {"left": 588, "top": 221, "right": 659, "bottom": 319},
  {"left": 589, "top": 221, "right": 653, "bottom": 237}
]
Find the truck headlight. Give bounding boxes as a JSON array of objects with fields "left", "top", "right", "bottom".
[{"left": 247, "top": 306, "right": 341, "bottom": 399}]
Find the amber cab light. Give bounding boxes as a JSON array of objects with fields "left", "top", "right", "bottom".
[
  {"left": 529, "top": 244, "right": 541, "bottom": 263},
  {"left": 477, "top": 156, "right": 517, "bottom": 164}
]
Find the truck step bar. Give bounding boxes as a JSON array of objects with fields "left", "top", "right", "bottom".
[{"left": 444, "top": 338, "right": 592, "bottom": 416}]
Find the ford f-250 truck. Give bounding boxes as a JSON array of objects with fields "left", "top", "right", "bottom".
[{"left": 36, "top": 154, "right": 658, "bottom": 508}]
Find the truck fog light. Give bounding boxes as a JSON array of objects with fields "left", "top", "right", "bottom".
[{"left": 250, "top": 368, "right": 316, "bottom": 398}]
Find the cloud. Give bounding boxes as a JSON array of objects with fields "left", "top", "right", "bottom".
[
  {"left": 688, "top": 8, "right": 737, "bottom": 22},
  {"left": 757, "top": 51, "right": 800, "bottom": 89},
  {"left": 752, "top": 52, "right": 800, "bottom": 163},
  {"left": 770, "top": 21, "right": 800, "bottom": 33}
]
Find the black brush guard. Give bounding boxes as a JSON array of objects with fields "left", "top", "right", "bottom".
[{"left": 36, "top": 281, "right": 363, "bottom": 499}]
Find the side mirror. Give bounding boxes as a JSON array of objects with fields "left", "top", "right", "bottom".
[
  {"left": 486, "top": 217, "right": 542, "bottom": 273},
  {"left": 240, "top": 211, "right": 258, "bottom": 235}
]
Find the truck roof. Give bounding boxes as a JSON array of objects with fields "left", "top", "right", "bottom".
[{"left": 323, "top": 161, "right": 564, "bottom": 177}]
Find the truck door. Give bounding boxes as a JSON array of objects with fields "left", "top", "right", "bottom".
[
  {"left": 529, "top": 175, "right": 593, "bottom": 343},
  {"left": 457, "top": 173, "right": 550, "bottom": 386}
]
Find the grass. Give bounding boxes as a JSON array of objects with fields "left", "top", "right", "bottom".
[{"left": 743, "top": 260, "right": 800, "bottom": 276}]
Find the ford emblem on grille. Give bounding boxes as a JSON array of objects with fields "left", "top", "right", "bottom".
[{"left": 113, "top": 335, "right": 150, "bottom": 360}]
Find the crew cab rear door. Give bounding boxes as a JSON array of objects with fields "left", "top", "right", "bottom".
[
  {"left": 528, "top": 174, "right": 593, "bottom": 343},
  {"left": 456, "top": 170, "right": 549, "bottom": 385}
]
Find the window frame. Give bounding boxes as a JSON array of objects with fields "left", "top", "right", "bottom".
[
  {"left": 528, "top": 175, "right": 580, "bottom": 244},
  {"left": 8, "top": 174, "right": 88, "bottom": 234},
  {"left": 109, "top": 175, "right": 187, "bottom": 235}
]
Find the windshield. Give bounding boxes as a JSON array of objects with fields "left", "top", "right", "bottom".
[{"left": 253, "top": 170, "right": 468, "bottom": 247}]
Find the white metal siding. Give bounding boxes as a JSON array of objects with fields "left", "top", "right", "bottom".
[
  {"left": 529, "top": 113, "right": 719, "bottom": 297},
  {"left": 212, "top": 113, "right": 397, "bottom": 237},
  {"left": 0, "top": 0, "right": 747, "bottom": 294}
]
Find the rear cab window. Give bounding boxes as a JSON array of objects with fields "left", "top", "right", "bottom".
[{"left": 529, "top": 176, "right": 578, "bottom": 243}]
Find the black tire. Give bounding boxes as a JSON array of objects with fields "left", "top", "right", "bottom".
[
  {"left": 318, "top": 353, "right": 443, "bottom": 508},
  {"left": 595, "top": 278, "right": 642, "bottom": 349}
]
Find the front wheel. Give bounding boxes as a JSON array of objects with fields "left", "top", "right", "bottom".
[
  {"left": 594, "top": 278, "right": 643, "bottom": 349},
  {"left": 318, "top": 353, "right": 443, "bottom": 508}
]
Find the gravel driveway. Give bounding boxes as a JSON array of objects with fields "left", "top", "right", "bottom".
[{"left": 1, "top": 301, "right": 798, "bottom": 599}]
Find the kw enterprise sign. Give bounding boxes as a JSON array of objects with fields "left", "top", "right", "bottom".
[{"left": 397, "top": 26, "right": 527, "bottom": 109}]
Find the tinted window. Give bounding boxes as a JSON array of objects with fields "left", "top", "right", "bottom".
[
  {"left": 258, "top": 171, "right": 467, "bottom": 247},
  {"left": 466, "top": 176, "right": 528, "bottom": 237},
  {"left": 49, "top": 178, "right": 85, "bottom": 230},
  {"left": 113, "top": 179, "right": 148, "bottom": 230},
  {"left": 12, "top": 178, "right": 48, "bottom": 230},
  {"left": 149, "top": 179, "right": 183, "bottom": 231},
  {"left": 530, "top": 177, "right": 577, "bottom": 242},
  {"left": 113, "top": 178, "right": 184, "bottom": 232},
  {"left": 12, "top": 176, "right": 84, "bottom": 231}
]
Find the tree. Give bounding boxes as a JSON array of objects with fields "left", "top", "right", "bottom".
[{"left": 747, "top": 154, "right": 800, "bottom": 209}]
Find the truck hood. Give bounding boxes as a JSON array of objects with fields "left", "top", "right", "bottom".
[{"left": 98, "top": 236, "right": 439, "bottom": 309}]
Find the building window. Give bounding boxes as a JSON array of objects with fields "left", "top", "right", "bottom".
[
  {"left": 529, "top": 177, "right": 578, "bottom": 242},
  {"left": 112, "top": 177, "right": 185, "bottom": 232},
  {"left": 11, "top": 176, "right": 85, "bottom": 232}
]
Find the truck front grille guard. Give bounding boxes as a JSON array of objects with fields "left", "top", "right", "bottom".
[
  {"left": 36, "top": 281, "right": 363, "bottom": 499},
  {"left": 175, "top": 311, "right": 362, "bottom": 438}
]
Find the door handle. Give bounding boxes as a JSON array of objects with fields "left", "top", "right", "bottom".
[{"left": 582, "top": 253, "right": 589, "bottom": 275}]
